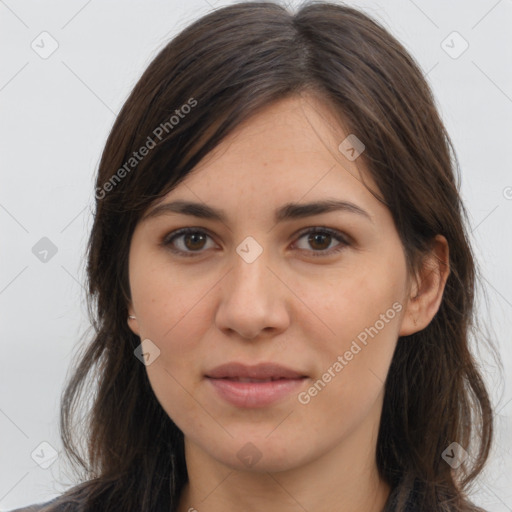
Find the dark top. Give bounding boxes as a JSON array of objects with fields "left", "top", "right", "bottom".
[
  {"left": 8, "top": 496, "right": 61, "bottom": 512},
  {"left": 7, "top": 482, "right": 421, "bottom": 512}
]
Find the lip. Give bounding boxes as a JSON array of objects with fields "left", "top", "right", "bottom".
[
  {"left": 206, "top": 362, "right": 307, "bottom": 380},
  {"left": 205, "top": 362, "right": 309, "bottom": 408}
]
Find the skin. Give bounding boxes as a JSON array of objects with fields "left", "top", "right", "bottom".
[{"left": 127, "top": 93, "right": 450, "bottom": 512}]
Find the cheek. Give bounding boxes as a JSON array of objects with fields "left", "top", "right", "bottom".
[
  {"left": 296, "top": 300, "right": 401, "bottom": 449},
  {"left": 305, "top": 260, "right": 404, "bottom": 352},
  {"left": 301, "top": 258, "right": 405, "bottom": 409},
  {"left": 130, "top": 251, "right": 215, "bottom": 345},
  {"left": 128, "top": 257, "right": 213, "bottom": 426},
  {"left": 136, "top": 285, "right": 212, "bottom": 433}
]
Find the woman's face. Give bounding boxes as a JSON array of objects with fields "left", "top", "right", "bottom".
[{"left": 127, "top": 94, "right": 415, "bottom": 473}]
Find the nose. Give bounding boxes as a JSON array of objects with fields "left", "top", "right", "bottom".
[{"left": 214, "top": 244, "right": 290, "bottom": 340}]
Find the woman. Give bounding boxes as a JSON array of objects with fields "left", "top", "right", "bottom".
[{"left": 12, "top": 1, "right": 495, "bottom": 511}]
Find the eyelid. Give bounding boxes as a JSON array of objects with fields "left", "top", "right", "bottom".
[{"left": 161, "top": 226, "right": 351, "bottom": 257}]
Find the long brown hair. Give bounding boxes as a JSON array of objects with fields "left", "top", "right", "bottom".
[{"left": 44, "top": 2, "right": 495, "bottom": 511}]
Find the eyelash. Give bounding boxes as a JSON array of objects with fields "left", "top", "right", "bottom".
[{"left": 161, "top": 227, "right": 350, "bottom": 258}]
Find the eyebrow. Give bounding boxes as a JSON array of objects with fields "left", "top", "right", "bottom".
[{"left": 143, "top": 199, "right": 373, "bottom": 224}]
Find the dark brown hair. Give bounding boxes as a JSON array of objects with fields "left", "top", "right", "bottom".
[{"left": 43, "top": 2, "right": 496, "bottom": 511}]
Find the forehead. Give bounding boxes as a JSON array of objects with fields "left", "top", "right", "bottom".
[
  {"left": 152, "top": 94, "right": 385, "bottom": 222},
  {"left": 189, "top": 94, "right": 360, "bottom": 180}
]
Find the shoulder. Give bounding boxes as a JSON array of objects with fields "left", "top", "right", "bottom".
[{"left": 7, "top": 496, "right": 64, "bottom": 512}]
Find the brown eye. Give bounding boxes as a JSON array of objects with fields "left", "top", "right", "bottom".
[
  {"left": 163, "top": 228, "right": 216, "bottom": 256},
  {"left": 307, "top": 232, "right": 332, "bottom": 251},
  {"left": 294, "top": 227, "right": 349, "bottom": 257},
  {"left": 162, "top": 226, "right": 349, "bottom": 258},
  {"left": 183, "top": 232, "right": 207, "bottom": 251}
]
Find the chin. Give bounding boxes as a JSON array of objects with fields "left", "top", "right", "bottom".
[{"left": 199, "top": 429, "right": 312, "bottom": 473}]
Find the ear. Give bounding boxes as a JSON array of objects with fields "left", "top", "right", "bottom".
[
  {"left": 127, "top": 303, "right": 141, "bottom": 337},
  {"left": 399, "top": 235, "right": 450, "bottom": 336}
]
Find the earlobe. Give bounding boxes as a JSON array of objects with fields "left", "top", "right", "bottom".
[
  {"left": 127, "top": 308, "right": 140, "bottom": 336},
  {"left": 398, "top": 294, "right": 420, "bottom": 337},
  {"left": 399, "top": 235, "right": 450, "bottom": 337}
]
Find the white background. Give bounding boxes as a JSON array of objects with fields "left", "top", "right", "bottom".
[{"left": 1, "top": 0, "right": 511, "bottom": 510}]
